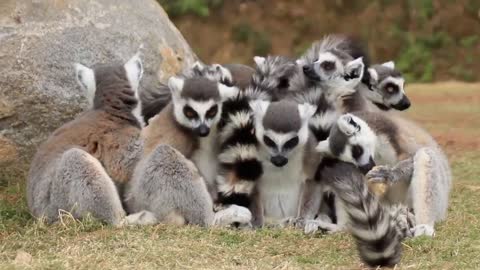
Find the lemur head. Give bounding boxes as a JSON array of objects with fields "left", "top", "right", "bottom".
[
  {"left": 251, "top": 55, "right": 298, "bottom": 99},
  {"left": 316, "top": 113, "right": 377, "bottom": 174},
  {"left": 168, "top": 76, "right": 239, "bottom": 137},
  {"left": 190, "top": 61, "right": 234, "bottom": 86},
  {"left": 74, "top": 53, "right": 144, "bottom": 125},
  {"left": 250, "top": 99, "right": 316, "bottom": 167},
  {"left": 300, "top": 50, "right": 365, "bottom": 91},
  {"left": 364, "top": 61, "right": 411, "bottom": 111}
]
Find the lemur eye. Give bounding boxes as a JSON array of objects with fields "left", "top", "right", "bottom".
[
  {"left": 385, "top": 83, "right": 399, "bottom": 94},
  {"left": 206, "top": 105, "right": 218, "bottom": 118},
  {"left": 222, "top": 80, "right": 234, "bottom": 87},
  {"left": 321, "top": 61, "right": 336, "bottom": 71},
  {"left": 263, "top": 136, "right": 276, "bottom": 148},
  {"left": 283, "top": 136, "right": 299, "bottom": 150},
  {"left": 183, "top": 105, "right": 198, "bottom": 119},
  {"left": 278, "top": 77, "right": 289, "bottom": 89},
  {"left": 352, "top": 145, "right": 364, "bottom": 160}
]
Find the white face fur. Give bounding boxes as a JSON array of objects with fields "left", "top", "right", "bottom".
[
  {"left": 168, "top": 76, "right": 239, "bottom": 136},
  {"left": 74, "top": 53, "right": 144, "bottom": 124},
  {"left": 309, "top": 53, "right": 365, "bottom": 91},
  {"left": 250, "top": 100, "right": 316, "bottom": 167},
  {"left": 316, "top": 113, "right": 377, "bottom": 172}
]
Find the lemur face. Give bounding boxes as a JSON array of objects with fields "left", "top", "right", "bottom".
[
  {"left": 169, "top": 76, "right": 239, "bottom": 137},
  {"left": 366, "top": 61, "right": 411, "bottom": 111},
  {"left": 191, "top": 61, "right": 234, "bottom": 87},
  {"left": 250, "top": 100, "right": 316, "bottom": 167},
  {"left": 301, "top": 51, "right": 364, "bottom": 91},
  {"left": 316, "top": 113, "right": 377, "bottom": 174},
  {"left": 253, "top": 56, "right": 297, "bottom": 94}
]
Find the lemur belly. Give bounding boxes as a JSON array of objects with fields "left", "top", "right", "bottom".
[
  {"left": 259, "top": 161, "right": 304, "bottom": 221},
  {"left": 191, "top": 134, "right": 218, "bottom": 189}
]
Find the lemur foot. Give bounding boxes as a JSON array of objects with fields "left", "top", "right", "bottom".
[
  {"left": 412, "top": 224, "right": 435, "bottom": 237},
  {"left": 304, "top": 214, "right": 341, "bottom": 235},
  {"left": 213, "top": 205, "right": 252, "bottom": 228},
  {"left": 389, "top": 205, "right": 415, "bottom": 239},
  {"left": 124, "top": 210, "right": 158, "bottom": 226}
]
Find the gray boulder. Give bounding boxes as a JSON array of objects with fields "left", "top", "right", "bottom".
[{"left": 0, "top": 0, "right": 197, "bottom": 183}]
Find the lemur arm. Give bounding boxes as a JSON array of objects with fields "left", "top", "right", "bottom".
[
  {"left": 250, "top": 190, "right": 264, "bottom": 228},
  {"left": 367, "top": 157, "right": 414, "bottom": 185}
]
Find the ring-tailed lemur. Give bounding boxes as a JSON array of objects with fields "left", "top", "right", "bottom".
[
  {"left": 140, "top": 61, "right": 255, "bottom": 124},
  {"left": 318, "top": 161, "right": 409, "bottom": 268},
  {"left": 315, "top": 112, "right": 451, "bottom": 237},
  {"left": 295, "top": 34, "right": 411, "bottom": 114},
  {"left": 215, "top": 55, "right": 304, "bottom": 214},
  {"left": 247, "top": 99, "right": 318, "bottom": 226},
  {"left": 126, "top": 75, "right": 252, "bottom": 226},
  {"left": 27, "top": 54, "right": 145, "bottom": 226}
]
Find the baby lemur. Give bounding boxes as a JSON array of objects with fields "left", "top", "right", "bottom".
[
  {"left": 27, "top": 54, "right": 144, "bottom": 226},
  {"left": 125, "top": 75, "right": 252, "bottom": 226}
]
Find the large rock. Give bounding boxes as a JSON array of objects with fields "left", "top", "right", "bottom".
[{"left": 0, "top": 0, "right": 197, "bottom": 182}]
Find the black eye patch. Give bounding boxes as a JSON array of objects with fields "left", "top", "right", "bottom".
[
  {"left": 263, "top": 135, "right": 277, "bottom": 148},
  {"left": 183, "top": 105, "right": 198, "bottom": 119},
  {"left": 321, "top": 61, "right": 336, "bottom": 71},
  {"left": 384, "top": 83, "right": 399, "bottom": 95},
  {"left": 283, "top": 136, "right": 299, "bottom": 150},
  {"left": 277, "top": 77, "right": 290, "bottom": 89},
  {"left": 206, "top": 104, "right": 218, "bottom": 119},
  {"left": 351, "top": 144, "right": 364, "bottom": 160}
]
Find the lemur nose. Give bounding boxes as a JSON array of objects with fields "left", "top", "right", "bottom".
[
  {"left": 195, "top": 125, "right": 210, "bottom": 137},
  {"left": 270, "top": 155, "right": 288, "bottom": 167},
  {"left": 303, "top": 65, "right": 312, "bottom": 73}
]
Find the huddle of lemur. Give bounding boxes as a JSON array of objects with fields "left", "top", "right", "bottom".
[{"left": 27, "top": 34, "right": 451, "bottom": 267}]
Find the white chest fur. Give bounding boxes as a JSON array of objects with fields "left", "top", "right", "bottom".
[
  {"left": 191, "top": 133, "right": 218, "bottom": 188},
  {"left": 258, "top": 153, "right": 305, "bottom": 221}
]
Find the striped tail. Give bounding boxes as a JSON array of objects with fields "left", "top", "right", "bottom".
[
  {"left": 215, "top": 95, "right": 263, "bottom": 208},
  {"left": 320, "top": 162, "right": 404, "bottom": 267}
]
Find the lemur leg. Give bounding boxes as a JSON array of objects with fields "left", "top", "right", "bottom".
[
  {"left": 52, "top": 148, "right": 126, "bottom": 226},
  {"left": 296, "top": 179, "right": 323, "bottom": 227},
  {"left": 250, "top": 191, "right": 264, "bottom": 228},
  {"left": 410, "top": 147, "right": 450, "bottom": 237}
]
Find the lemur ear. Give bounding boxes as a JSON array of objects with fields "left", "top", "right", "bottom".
[
  {"left": 192, "top": 61, "right": 205, "bottom": 75},
  {"left": 296, "top": 58, "right": 306, "bottom": 66},
  {"left": 367, "top": 68, "right": 379, "bottom": 83},
  {"left": 74, "top": 63, "right": 96, "bottom": 106},
  {"left": 218, "top": 84, "right": 239, "bottom": 101},
  {"left": 298, "top": 103, "right": 317, "bottom": 122},
  {"left": 168, "top": 76, "right": 184, "bottom": 96},
  {"left": 338, "top": 114, "right": 361, "bottom": 136},
  {"left": 345, "top": 57, "right": 365, "bottom": 80},
  {"left": 316, "top": 139, "right": 331, "bottom": 155},
  {"left": 124, "top": 53, "right": 144, "bottom": 92},
  {"left": 249, "top": 99, "right": 270, "bottom": 120},
  {"left": 253, "top": 56, "right": 266, "bottom": 68},
  {"left": 213, "top": 64, "right": 233, "bottom": 84},
  {"left": 382, "top": 61, "right": 395, "bottom": 69}
]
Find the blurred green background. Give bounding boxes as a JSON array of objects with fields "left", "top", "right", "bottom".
[{"left": 158, "top": 0, "right": 480, "bottom": 82}]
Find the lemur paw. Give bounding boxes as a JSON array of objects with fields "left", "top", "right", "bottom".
[
  {"left": 213, "top": 205, "right": 252, "bottom": 228},
  {"left": 124, "top": 210, "right": 158, "bottom": 226},
  {"left": 304, "top": 220, "right": 320, "bottom": 234},
  {"left": 366, "top": 165, "right": 394, "bottom": 182},
  {"left": 412, "top": 224, "right": 435, "bottom": 237}
]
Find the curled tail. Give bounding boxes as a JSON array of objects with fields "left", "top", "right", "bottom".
[
  {"left": 215, "top": 95, "right": 263, "bottom": 208},
  {"left": 321, "top": 162, "right": 404, "bottom": 267}
]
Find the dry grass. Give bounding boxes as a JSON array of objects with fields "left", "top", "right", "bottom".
[{"left": 1, "top": 82, "right": 480, "bottom": 269}]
